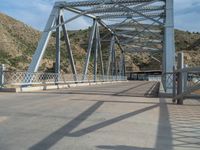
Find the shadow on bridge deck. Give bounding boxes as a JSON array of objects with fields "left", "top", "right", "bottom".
[
  {"left": 28, "top": 97, "right": 200, "bottom": 150},
  {"left": 0, "top": 81, "right": 199, "bottom": 150}
]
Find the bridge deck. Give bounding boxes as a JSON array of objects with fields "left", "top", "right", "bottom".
[{"left": 0, "top": 81, "right": 199, "bottom": 150}]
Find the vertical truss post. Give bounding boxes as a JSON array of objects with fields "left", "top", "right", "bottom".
[
  {"left": 183, "top": 64, "right": 188, "bottom": 91},
  {"left": 107, "top": 35, "right": 115, "bottom": 77},
  {"left": 114, "top": 48, "right": 117, "bottom": 77},
  {"left": 120, "top": 51, "right": 126, "bottom": 77},
  {"left": 163, "top": 0, "right": 175, "bottom": 92},
  {"left": 177, "top": 52, "right": 184, "bottom": 105},
  {"left": 61, "top": 16, "right": 77, "bottom": 81},
  {"left": 172, "top": 65, "right": 176, "bottom": 102},
  {"left": 116, "top": 39, "right": 126, "bottom": 77},
  {"left": 55, "top": 10, "right": 61, "bottom": 74},
  {"left": 94, "top": 23, "right": 99, "bottom": 82},
  {"left": 111, "top": 45, "right": 116, "bottom": 78},
  {"left": 123, "top": 52, "right": 126, "bottom": 77},
  {"left": 96, "top": 24, "right": 104, "bottom": 79},
  {"left": 82, "top": 20, "right": 97, "bottom": 81},
  {"left": 28, "top": 6, "right": 60, "bottom": 73}
]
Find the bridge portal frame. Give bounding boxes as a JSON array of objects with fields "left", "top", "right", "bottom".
[{"left": 27, "top": 0, "right": 175, "bottom": 92}]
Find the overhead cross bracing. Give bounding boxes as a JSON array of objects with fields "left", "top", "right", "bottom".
[
  {"left": 57, "top": 0, "right": 166, "bottom": 55},
  {"left": 27, "top": 0, "right": 175, "bottom": 92}
]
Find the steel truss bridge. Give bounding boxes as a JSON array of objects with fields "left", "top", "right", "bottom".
[{"left": 27, "top": 0, "right": 175, "bottom": 91}]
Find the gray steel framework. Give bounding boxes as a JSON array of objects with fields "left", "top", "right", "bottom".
[{"left": 27, "top": 0, "right": 175, "bottom": 91}]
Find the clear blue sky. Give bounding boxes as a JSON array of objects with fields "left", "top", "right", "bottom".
[{"left": 0, "top": 0, "right": 200, "bottom": 32}]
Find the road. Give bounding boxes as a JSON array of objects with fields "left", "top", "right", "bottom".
[{"left": 0, "top": 81, "right": 199, "bottom": 150}]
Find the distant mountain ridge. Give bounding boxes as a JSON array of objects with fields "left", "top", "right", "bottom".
[{"left": 0, "top": 12, "right": 200, "bottom": 72}]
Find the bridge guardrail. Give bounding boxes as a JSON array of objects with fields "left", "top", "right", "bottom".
[
  {"left": 127, "top": 72, "right": 174, "bottom": 91},
  {"left": 172, "top": 67, "right": 200, "bottom": 104},
  {"left": 2, "top": 71, "right": 127, "bottom": 86}
]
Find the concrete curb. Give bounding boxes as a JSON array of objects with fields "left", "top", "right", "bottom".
[{"left": 0, "top": 80, "right": 128, "bottom": 93}]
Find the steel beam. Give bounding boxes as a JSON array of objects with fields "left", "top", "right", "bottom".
[
  {"left": 96, "top": 24, "right": 105, "bottom": 77},
  {"left": 82, "top": 20, "right": 97, "bottom": 80},
  {"left": 107, "top": 36, "right": 115, "bottom": 76},
  {"left": 111, "top": 43, "right": 117, "bottom": 76},
  {"left": 28, "top": 6, "right": 59, "bottom": 73},
  {"left": 88, "top": 6, "right": 164, "bottom": 14},
  {"left": 125, "top": 48, "right": 161, "bottom": 53},
  {"left": 99, "top": 13, "right": 163, "bottom": 19},
  {"left": 116, "top": 4, "right": 163, "bottom": 25},
  {"left": 177, "top": 52, "right": 184, "bottom": 105},
  {"left": 55, "top": 10, "right": 61, "bottom": 74},
  {"left": 61, "top": 16, "right": 77, "bottom": 81},
  {"left": 163, "top": 0, "right": 175, "bottom": 92},
  {"left": 94, "top": 23, "right": 99, "bottom": 81},
  {"left": 56, "top": 0, "right": 156, "bottom": 7},
  {"left": 115, "top": 38, "right": 126, "bottom": 76}
]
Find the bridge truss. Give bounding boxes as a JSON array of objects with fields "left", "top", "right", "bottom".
[{"left": 27, "top": 0, "right": 175, "bottom": 91}]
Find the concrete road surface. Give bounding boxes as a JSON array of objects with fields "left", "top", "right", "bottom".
[{"left": 0, "top": 81, "right": 199, "bottom": 150}]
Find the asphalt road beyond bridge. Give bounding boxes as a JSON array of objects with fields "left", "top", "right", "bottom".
[{"left": 0, "top": 81, "right": 199, "bottom": 150}]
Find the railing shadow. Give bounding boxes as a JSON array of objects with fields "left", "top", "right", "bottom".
[
  {"left": 96, "top": 98, "right": 172, "bottom": 150},
  {"left": 167, "top": 101, "right": 200, "bottom": 149},
  {"left": 29, "top": 97, "right": 200, "bottom": 150},
  {"left": 29, "top": 101, "right": 104, "bottom": 150},
  {"left": 96, "top": 98, "right": 200, "bottom": 150},
  {"left": 29, "top": 101, "right": 159, "bottom": 150}
]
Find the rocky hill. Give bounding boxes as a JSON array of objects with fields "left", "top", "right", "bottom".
[
  {"left": 0, "top": 12, "right": 200, "bottom": 73},
  {"left": 0, "top": 12, "right": 87, "bottom": 73}
]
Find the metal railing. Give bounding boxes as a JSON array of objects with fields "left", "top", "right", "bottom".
[
  {"left": 1, "top": 71, "right": 127, "bottom": 86},
  {"left": 162, "top": 72, "right": 174, "bottom": 91},
  {"left": 172, "top": 67, "right": 200, "bottom": 104},
  {"left": 127, "top": 72, "right": 174, "bottom": 91}
]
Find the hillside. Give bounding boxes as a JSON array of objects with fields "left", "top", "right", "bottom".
[
  {"left": 0, "top": 12, "right": 200, "bottom": 73},
  {"left": 0, "top": 12, "right": 87, "bottom": 73}
]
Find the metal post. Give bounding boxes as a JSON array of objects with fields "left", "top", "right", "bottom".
[
  {"left": 82, "top": 20, "right": 97, "bottom": 81},
  {"left": 172, "top": 65, "right": 176, "bottom": 103},
  {"left": 0, "top": 64, "right": 5, "bottom": 87},
  {"left": 107, "top": 35, "right": 115, "bottom": 76},
  {"left": 177, "top": 52, "right": 184, "bottom": 105},
  {"left": 28, "top": 6, "right": 60, "bottom": 73},
  {"left": 119, "top": 53, "right": 123, "bottom": 76},
  {"left": 116, "top": 38, "right": 126, "bottom": 77},
  {"left": 163, "top": 0, "right": 175, "bottom": 93},
  {"left": 61, "top": 16, "right": 77, "bottom": 81},
  {"left": 96, "top": 24, "right": 104, "bottom": 78},
  {"left": 94, "top": 23, "right": 98, "bottom": 82},
  {"left": 55, "top": 10, "right": 61, "bottom": 74},
  {"left": 113, "top": 46, "right": 117, "bottom": 80},
  {"left": 111, "top": 45, "right": 115, "bottom": 76},
  {"left": 123, "top": 53, "right": 126, "bottom": 78},
  {"left": 183, "top": 64, "right": 188, "bottom": 91},
  {"left": 120, "top": 51, "right": 126, "bottom": 77}
]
